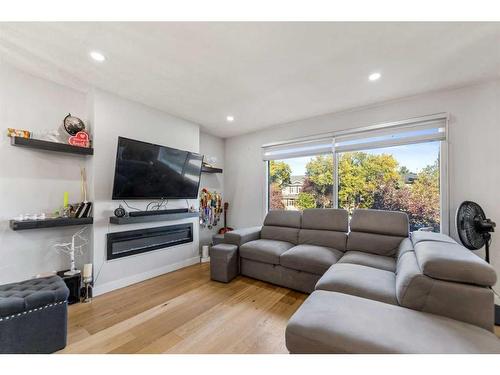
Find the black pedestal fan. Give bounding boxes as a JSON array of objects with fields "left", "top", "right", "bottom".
[{"left": 456, "top": 201, "right": 499, "bottom": 326}]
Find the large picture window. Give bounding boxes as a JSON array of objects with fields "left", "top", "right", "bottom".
[{"left": 264, "top": 114, "right": 448, "bottom": 233}]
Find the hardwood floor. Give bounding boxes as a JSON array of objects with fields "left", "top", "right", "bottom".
[
  {"left": 61, "top": 263, "right": 307, "bottom": 354},
  {"left": 61, "top": 262, "right": 500, "bottom": 354}
]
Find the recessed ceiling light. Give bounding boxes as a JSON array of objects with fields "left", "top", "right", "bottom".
[
  {"left": 226, "top": 115, "right": 234, "bottom": 122},
  {"left": 90, "top": 51, "right": 105, "bottom": 62},
  {"left": 368, "top": 72, "right": 381, "bottom": 81}
]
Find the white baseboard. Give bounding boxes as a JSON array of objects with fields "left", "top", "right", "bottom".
[
  {"left": 201, "top": 256, "right": 210, "bottom": 263},
  {"left": 93, "top": 256, "right": 200, "bottom": 296}
]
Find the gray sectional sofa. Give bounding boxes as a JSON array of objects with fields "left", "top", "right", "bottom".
[{"left": 222, "top": 208, "right": 500, "bottom": 353}]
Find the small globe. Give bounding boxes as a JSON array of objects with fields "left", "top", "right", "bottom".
[{"left": 63, "top": 113, "right": 85, "bottom": 136}]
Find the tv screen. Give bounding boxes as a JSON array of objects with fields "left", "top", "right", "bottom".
[{"left": 112, "top": 137, "right": 203, "bottom": 200}]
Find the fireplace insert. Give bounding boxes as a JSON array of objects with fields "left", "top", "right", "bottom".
[{"left": 106, "top": 223, "right": 193, "bottom": 260}]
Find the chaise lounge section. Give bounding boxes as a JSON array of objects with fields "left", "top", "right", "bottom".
[{"left": 218, "top": 208, "right": 500, "bottom": 353}]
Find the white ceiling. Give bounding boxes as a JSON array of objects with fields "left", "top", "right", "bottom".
[{"left": 1, "top": 22, "right": 499, "bottom": 138}]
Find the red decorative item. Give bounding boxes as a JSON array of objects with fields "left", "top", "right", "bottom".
[{"left": 68, "top": 131, "right": 90, "bottom": 148}]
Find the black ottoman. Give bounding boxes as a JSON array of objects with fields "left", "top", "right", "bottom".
[
  {"left": 0, "top": 275, "right": 69, "bottom": 353},
  {"left": 209, "top": 244, "right": 239, "bottom": 283}
]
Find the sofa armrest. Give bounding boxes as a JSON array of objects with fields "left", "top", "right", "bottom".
[{"left": 224, "top": 226, "right": 261, "bottom": 247}]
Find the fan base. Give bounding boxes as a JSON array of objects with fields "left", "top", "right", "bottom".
[{"left": 496, "top": 304, "right": 500, "bottom": 326}]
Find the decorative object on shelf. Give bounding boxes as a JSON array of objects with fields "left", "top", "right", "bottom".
[
  {"left": 53, "top": 227, "right": 89, "bottom": 276},
  {"left": 63, "top": 113, "right": 86, "bottom": 136},
  {"left": 206, "top": 156, "right": 218, "bottom": 166},
  {"left": 61, "top": 113, "right": 92, "bottom": 148},
  {"left": 7, "top": 127, "right": 30, "bottom": 139},
  {"left": 41, "top": 113, "right": 88, "bottom": 144},
  {"left": 199, "top": 188, "right": 222, "bottom": 229},
  {"left": 74, "top": 167, "right": 93, "bottom": 218},
  {"left": 218, "top": 202, "right": 234, "bottom": 234},
  {"left": 114, "top": 204, "right": 127, "bottom": 218},
  {"left": 15, "top": 213, "right": 47, "bottom": 221},
  {"left": 81, "top": 263, "right": 93, "bottom": 303},
  {"left": 68, "top": 131, "right": 90, "bottom": 148},
  {"left": 61, "top": 191, "right": 71, "bottom": 218}
]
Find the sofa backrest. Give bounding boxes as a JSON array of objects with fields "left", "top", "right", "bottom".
[
  {"left": 346, "top": 209, "right": 409, "bottom": 256},
  {"left": 298, "top": 208, "right": 348, "bottom": 250},
  {"left": 395, "top": 232, "right": 497, "bottom": 331},
  {"left": 261, "top": 210, "right": 302, "bottom": 244}
]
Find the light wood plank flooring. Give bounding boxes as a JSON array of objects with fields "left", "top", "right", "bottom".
[
  {"left": 61, "top": 262, "right": 500, "bottom": 354},
  {"left": 61, "top": 263, "right": 307, "bottom": 354}
]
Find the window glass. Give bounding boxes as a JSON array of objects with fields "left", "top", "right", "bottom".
[
  {"left": 337, "top": 142, "right": 440, "bottom": 231},
  {"left": 268, "top": 155, "right": 333, "bottom": 210}
]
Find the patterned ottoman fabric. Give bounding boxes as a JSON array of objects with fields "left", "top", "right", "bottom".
[{"left": 0, "top": 276, "right": 69, "bottom": 318}]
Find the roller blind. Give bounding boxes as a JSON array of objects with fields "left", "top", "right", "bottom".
[
  {"left": 262, "top": 137, "right": 333, "bottom": 160},
  {"left": 334, "top": 117, "right": 447, "bottom": 153},
  {"left": 261, "top": 113, "right": 447, "bottom": 160}
]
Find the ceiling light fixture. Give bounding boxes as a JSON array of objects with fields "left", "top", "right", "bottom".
[
  {"left": 90, "top": 51, "right": 106, "bottom": 62},
  {"left": 226, "top": 115, "right": 234, "bottom": 122},
  {"left": 368, "top": 72, "right": 381, "bottom": 81}
]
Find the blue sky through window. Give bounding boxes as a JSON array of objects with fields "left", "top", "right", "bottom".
[{"left": 284, "top": 141, "right": 440, "bottom": 175}]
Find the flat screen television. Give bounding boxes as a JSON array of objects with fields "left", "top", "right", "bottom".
[{"left": 112, "top": 137, "right": 203, "bottom": 200}]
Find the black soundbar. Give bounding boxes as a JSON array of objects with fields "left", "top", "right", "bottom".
[{"left": 129, "top": 208, "right": 189, "bottom": 217}]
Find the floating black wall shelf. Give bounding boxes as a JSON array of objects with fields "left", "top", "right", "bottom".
[
  {"left": 10, "top": 217, "right": 94, "bottom": 231},
  {"left": 11, "top": 136, "right": 94, "bottom": 155},
  {"left": 201, "top": 165, "right": 223, "bottom": 174},
  {"left": 109, "top": 211, "right": 199, "bottom": 225}
]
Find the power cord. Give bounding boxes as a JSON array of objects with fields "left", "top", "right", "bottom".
[
  {"left": 146, "top": 199, "right": 169, "bottom": 211},
  {"left": 123, "top": 200, "right": 141, "bottom": 211}
]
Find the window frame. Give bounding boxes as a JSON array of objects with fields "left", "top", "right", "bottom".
[{"left": 264, "top": 113, "right": 449, "bottom": 234}]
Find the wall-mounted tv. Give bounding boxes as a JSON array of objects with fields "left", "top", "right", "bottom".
[{"left": 112, "top": 137, "right": 203, "bottom": 200}]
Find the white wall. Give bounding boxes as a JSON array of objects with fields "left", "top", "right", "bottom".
[
  {"left": 0, "top": 62, "right": 90, "bottom": 284},
  {"left": 199, "top": 132, "right": 225, "bottom": 249},
  {"left": 90, "top": 89, "right": 201, "bottom": 295},
  {"left": 224, "top": 80, "right": 500, "bottom": 291},
  {"left": 0, "top": 62, "right": 205, "bottom": 294}
]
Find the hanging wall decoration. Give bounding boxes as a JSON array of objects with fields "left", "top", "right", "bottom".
[{"left": 199, "top": 188, "right": 222, "bottom": 229}]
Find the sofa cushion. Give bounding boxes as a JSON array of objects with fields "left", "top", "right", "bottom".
[
  {"left": 414, "top": 240, "right": 497, "bottom": 287},
  {"left": 301, "top": 208, "right": 348, "bottom": 231},
  {"left": 338, "top": 251, "right": 396, "bottom": 272},
  {"left": 0, "top": 276, "right": 69, "bottom": 318},
  {"left": 350, "top": 209, "right": 409, "bottom": 237},
  {"left": 280, "top": 244, "right": 343, "bottom": 275},
  {"left": 347, "top": 231, "right": 405, "bottom": 257},
  {"left": 285, "top": 291, "right": 500, "bottom": 354},
  {"left": 260, "top": 210, "right": 302, "bottom": 244},
  {"left": 315, "top": 263, "right": 397, "bottom": 305},
  {"left": 261, "top": 226, "right": 299, "bottom": 244},
  {"left": 298, "top": 229, "right": 347, "bottom": 251},
  {"left": 411, "top": 231, "right": 457, "bottom": 246},
  {"left": 264, "top": 210, "right": 301, "bottom": 228},
  {"left": 239, "top": 239, "right": 294, "bottom": 265},
  {"left": 347, "top": 209, "right": 409, "bottom": 256}
]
